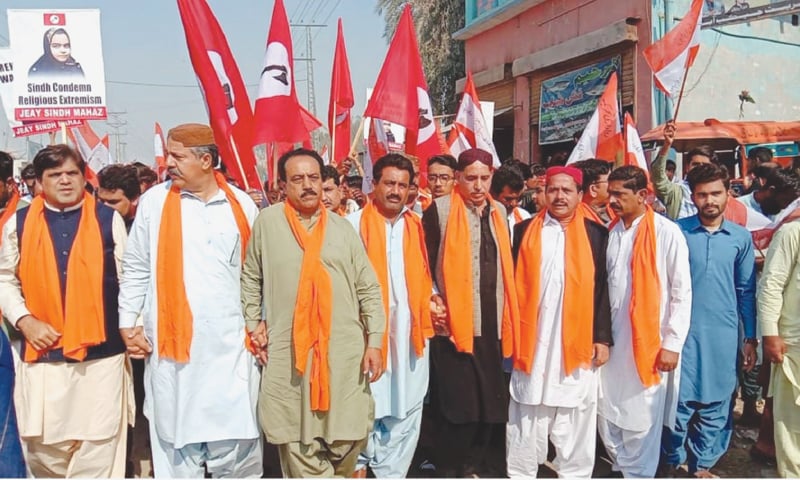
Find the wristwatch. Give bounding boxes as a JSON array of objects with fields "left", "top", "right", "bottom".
[{"left": 744, "top": 337, "right": 760, "bottom": 346}]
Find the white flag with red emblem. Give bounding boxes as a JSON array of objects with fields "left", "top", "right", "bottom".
[{"left": 623, "top": 113, "right": 648, "bottom": 170}]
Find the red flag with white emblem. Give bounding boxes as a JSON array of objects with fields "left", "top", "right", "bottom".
[
  {"left": 176, "top": 0, "right": 260, "bottom": 190},
  {"left": 253, "top": 0, "right": 308, "bottom": 145},
  {"left": 364, "top": 4, "right": 446, "bottom": 184}
]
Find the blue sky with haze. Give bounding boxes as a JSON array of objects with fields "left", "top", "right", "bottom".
[{"left": 0, "top": 0, "right": 388, "bottom": 164}]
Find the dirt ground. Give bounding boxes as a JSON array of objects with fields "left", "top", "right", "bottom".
[{"left": 129, "top": 398, "right": 779, "bottom": 478}]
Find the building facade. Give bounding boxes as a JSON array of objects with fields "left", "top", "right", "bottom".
[{"left": 455, "top": 0, "right": 654, "bottom": 164}]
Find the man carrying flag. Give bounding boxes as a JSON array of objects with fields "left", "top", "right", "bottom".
[
  {"left": 508, "top": 166, "right": 611, "bottom": 478},
  {"left": 347, "top": 154, "right": 439, "bottom": 477},
  {"left": 599, "top": 165, "right": 692, "bottom": 478},
  {"left": 118, "top": 124, "right": 262, "bottom": 477}
]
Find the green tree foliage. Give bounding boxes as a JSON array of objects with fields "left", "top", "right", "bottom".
[{"left": 375, "top": 0, "right": 465, "bottom": 116}]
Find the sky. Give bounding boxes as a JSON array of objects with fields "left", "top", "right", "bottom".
[{"left": 0, "top": 0, "right": 389, "bottom": 165}]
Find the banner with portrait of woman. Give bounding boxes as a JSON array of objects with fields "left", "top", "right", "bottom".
[{"left": 7, "top": 9, "right": 107, "bottom": 122}]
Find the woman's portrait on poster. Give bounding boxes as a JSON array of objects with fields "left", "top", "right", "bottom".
[{"left": 28, "top": 27, "right": 85, "bottom": 79}]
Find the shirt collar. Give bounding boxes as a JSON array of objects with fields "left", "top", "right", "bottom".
[
  {"left": 543, "top": 212, "right": 562, "bottom": 227},
  {"left": 44, "top": 199, "right": 84, "bottom": 213},
  {"left": 687, "top": 214, "right": 732, "bottom": 235},
  {"left": 180, "top": 187, "right": 227, "bottom": 204}
]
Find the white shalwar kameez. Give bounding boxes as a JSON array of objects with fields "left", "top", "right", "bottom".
[
  {"left": 347, "top": 209, "right": 429, "bottom": 478},
  {"left": 507, "top": 207, "right": 532, "bottom": 243},
  {"left": 118, "top": 183, "right": 262, "bottom": 478},
  {"left": 507, "top": 214, "right": 597, "bottom": 479},
  {"left": 599, "top": 213, "right": 692, "bottom": 478}
]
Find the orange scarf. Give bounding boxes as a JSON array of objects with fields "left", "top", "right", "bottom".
[
  {"left": 579, "top": 202, "right": 615, "bottom": 225},
  {"left": 441, "top": 191, "right": 519, "bottom": 356},
  {"left": 0, "top": 191, "right": 20, "bottom": 245},
  {"left": 19, "top": 193, "right": 105, "bottom": 362},
  {"left": 156, "top": 172, "right": 251, "bottom": 363},
  {"left": 609, "top": 207, "right": 662, "bottom": 387},
  {"left": 360, "top": 202, "right": 433, "bottom": 364},
  {"left": 513, "top": 207, "right": 524, "bottom": 224},
  {"left": 284, "top": 202, "right": 333, "bottom": 412},
  {"left": 419, "top": 191, "right": 433, "bottom": 211},
  {"left": 514, "top": 208, "right": 595, "bottom": 374}
]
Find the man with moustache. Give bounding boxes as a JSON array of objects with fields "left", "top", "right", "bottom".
[
  {"left": 241, "top": 148, "right": 385, "bottom": 477},
  {"left": 347, "top": 153, "right": 440, "bottom": 477},
  {"left": 321, "top": 165, "right": 346, "bottom": 215},
  {"left": 572, "top": 159, "right": 613, "bottom": 225},
  {"left": 598, "top": 166, "right": 692, "bottom": 478},
  {"left": 0, "top": 145, "right": 130, "bottom": 477},
  {"left": 661, "top": 163, "right": 758, "bottom": 478},
  {"left": 97, "top": 164, "right": 141, "bottom": 231},
  {"left": 427, "top": 154, "right": 457, "bottom": 200},
  {"left": 118, "top": 124, "right": 262, "bottom": 477},
  {"left": 508, "top": 166, "right": 611, "bottom": 478},
  {"left": 421, "top": 148, "right": 520, "bottom": 477}
]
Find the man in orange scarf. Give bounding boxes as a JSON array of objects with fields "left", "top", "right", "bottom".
[
  {"left": 118, "top": 124, "right": 262, "bottom": 477},
  {"left": 490, "top": 165, "right": 531, "bottom": 242},
  {"left": 347, "top": 153, "right": 438, "bottom": 477},
  {"left": 321, "top": 164, "right": 346, "bottom": 215},
  {"left": 508, "top": 166, "right": 611, "bottom": 478},
  {"left": 420, "top": 148, "right": 519, "bottom": 477},
  {"left": 0, "top": 145, "right": 130, "bottom": 477},
  {"left": 241, "top": 148, "right": 385, "bottom": 477},
  {"left": 573, "top": 158, "right": 613, "bottom": 225},
  {"left": 598, "top": 166, "right": 692, "bottom": 478}
]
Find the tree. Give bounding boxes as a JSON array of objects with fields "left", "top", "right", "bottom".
[{"left": 375, "top": 0, "right": 465, "bottom": 116}]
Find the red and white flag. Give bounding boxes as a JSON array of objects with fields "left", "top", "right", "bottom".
[
  {"left": 254, "top": 0, "right": 308, "bottom": 145},
  {"left": 367, "top": 118, "right": 391, "bottom": 164},
  {"left": 623, "top": 113, "right": 647, "bottom": 171},
  {"left": 154, "top": 122, "right": 167, "bottom": 179},
  {"left": 643, "top": 0, "right": 703, "bottom": 98},
  {"left": 567, "top": 72, "right": 623, "bottom": 165},
  {"left": 364, "top": 4, "right": 446, "bottom": 182},
  {"left": 448, "top": 72, "right": 500, "bottom": 167},
  {"left": 177, "top": 0, "right": 261, "bottom": 190},
  {"left": 68, "top": 122, "right": 112, "bottom": 187},
  {"left": 329, "top": 18, "right": 354, "bottom": 165}
]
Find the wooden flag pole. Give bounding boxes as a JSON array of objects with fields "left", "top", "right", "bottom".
[
  {"left": 229, "top": 135, "right": 251, "bottom": 191},
  {"left": 349, "top": 116, "right": 366, "bottom": 177},
  {"left": 271, "top": 142, "right": 279, "bottom": 189},
  {"left": 671, "top": 65, "right": 691, "bottom": 122},
  {"left": 60, "top": 122, "right": 67, "bottom": 144},
  {"left": 330, "top": 117, "right": 336, "bottom": 166},
  {"left": 48, "top": 132, "right": 57, "bottom": 146}
]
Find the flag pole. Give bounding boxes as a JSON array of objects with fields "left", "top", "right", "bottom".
[
  {"left": 330, "top": 117, "right": 337, "bottom": 166},
  {"left": 271, "top": 142, "right": 279, "bottom": 190},
  {"left": 671, "top": 64, "right": 691, "bottom": 122},
  {"left": 229, "top": 135, "right": 251, "bottom": 191},
  {"left": 349, "top": 116, "right": 366, "bottom": 177},
  {"left": 60, "top": 122, "right": 67, "bottom": 144}
]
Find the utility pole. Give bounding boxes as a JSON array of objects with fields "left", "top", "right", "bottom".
[
  {"left": 290, "top": 23, "right": 326, "bottom": 117},
  {"left": 106, "top": 110, "right": 127, "bottom": 163}
]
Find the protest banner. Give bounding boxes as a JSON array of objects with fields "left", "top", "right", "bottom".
[{"left": 8, "top": 9, "right": 107, "bottom": 122}]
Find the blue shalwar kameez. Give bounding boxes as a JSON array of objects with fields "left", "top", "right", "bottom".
[{"left": 662, "top": 216, "right": 756, "bottom": 472}]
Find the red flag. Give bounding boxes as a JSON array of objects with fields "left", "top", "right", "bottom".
[
  {"left": 176, "top": 0, "right": 261, "bottom": 191},
  {"left": 643, "top": 0, "right": 703, "bottom": 98},
  {"left": 329, "top": 19, "right": 354, "bottom": 165},
  {"left": 364, "top": 4, "right": 445, "bottom": 184},
  {"left": 367, "top": 118, "right": 390, "bottom": 164},
  {"left": 567, "top": 72, "right": 622, "bottom": 164},
  {"left": 253, "top": 0, "right": 308, "bottom": 145},
  {"left": 623, "top": 113, "right": 648, "bottom": 171}
]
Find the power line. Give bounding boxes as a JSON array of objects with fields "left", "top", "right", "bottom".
[
  {"left": 107, "top": 79, "right": 260, "bottom": 88},
  {"left": 313, "top": 0, "right": 341, "bottom": 41},
  {"left": 310, "top": 0, "right": 330, "bottom": 22}
]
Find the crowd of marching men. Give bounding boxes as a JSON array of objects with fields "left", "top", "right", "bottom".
[{"left": 0, "top": 120, "right": 799, "bottom": 479}]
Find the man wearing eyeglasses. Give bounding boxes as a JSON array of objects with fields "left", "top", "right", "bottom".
[
  {"left": 427, "top": 154, "right": 457, "bottom": 200},
  {"left": 573, "top": 159, "right": 613, "bottom": 225}
]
